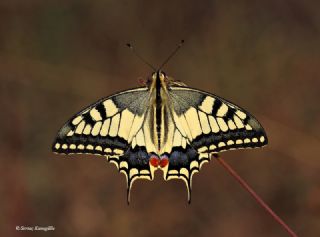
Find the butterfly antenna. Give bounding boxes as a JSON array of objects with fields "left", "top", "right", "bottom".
[
  {"left": 126, "top": 43, "right": 157, "bottom": 71},
  {"left": 158, "top": 40, "right": 184, "bottom": 70}
]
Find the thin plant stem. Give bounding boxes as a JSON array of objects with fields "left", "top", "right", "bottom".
[{"left": 215, "top": 156, "right": 298, "bottom": 237}]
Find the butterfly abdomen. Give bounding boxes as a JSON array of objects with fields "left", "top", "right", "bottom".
[{"left": 155, "top": 75, "right": 162, "bottom": 151}]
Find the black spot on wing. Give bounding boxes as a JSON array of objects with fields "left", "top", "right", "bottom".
[
  {"left": 82, "top": 112, "right": 95, "bottom": 126},
  {"left": 243, "top": 115, "right": 250, "bottom": 125},
  {"left": 95, "top": 102, "right": 107, "bottom": 120},
  {"left": 225, "top": 106, "right": 236, "bottom": 120},
  {"left": 211, "top": 99, "right": 222, "bottom": 115},
  {"left": 222, "top": 116, "right": 230, "bottom": 124}
]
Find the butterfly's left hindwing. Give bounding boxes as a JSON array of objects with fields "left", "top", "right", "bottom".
[
  {"left": 52, "top": 87, "right": 155, "bottom": 202},
  {"left": 163, "top": 87, "right": 268, "bottom": 201}
]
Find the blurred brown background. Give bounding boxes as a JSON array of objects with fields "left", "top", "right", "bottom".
[{"left": 1, "top": 0, "right": 319, "bottom": 236}]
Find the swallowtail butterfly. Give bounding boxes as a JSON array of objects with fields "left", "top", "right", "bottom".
[{"left": 52, "top": 70, "right": 267, "bottom": 203}]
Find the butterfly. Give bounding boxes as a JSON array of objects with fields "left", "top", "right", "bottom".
[{"left": 52, "top": 69, "right": 268, "bottom": 203}]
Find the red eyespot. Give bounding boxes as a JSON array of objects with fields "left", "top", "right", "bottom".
[
  {"left": 149, "top": 155, "right": 160, "bottom": 167},
  {"left": 159, "top": 155, "right": 169, "bottom": 168}
]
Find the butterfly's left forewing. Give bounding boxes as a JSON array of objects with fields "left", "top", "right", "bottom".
[
  {"left": 164, "top": 87, "right": 268, "bottom": 201},
  {"left": 52, "top": 87, "right": 157, "bottom": 202}
]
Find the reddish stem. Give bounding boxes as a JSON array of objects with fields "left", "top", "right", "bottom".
[{"left": 215, "top": 156, "right": 298, "bottom": 237}]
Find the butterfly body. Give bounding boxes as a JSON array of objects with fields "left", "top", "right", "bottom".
[{"left": 52, "top": 71, "right": 267, "bottom": 203}]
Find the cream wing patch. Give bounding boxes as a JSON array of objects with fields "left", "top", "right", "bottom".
[
  {"left": 184, "top": 107, "right": 202, "bottom": 139},
  {"left": 199, "top": 96, "right": 215, "bottom": 114},
  {"left": 118, "top": 109, "right": 134, "bottom": 140},
  {"left": 161, "top": 114, "right": 175, "bottom": 154},
  {"left": 103, "top": 99, "right": 118, "bottom": 117},
  {"left": 100, "top": 119, "right": 110, "bottom": 136},
  {"left": 109, "top": 113, "right": 120, "bottom": 137},
  {"left": 198, "top": 111, "right": 211, "bottom": 134}
]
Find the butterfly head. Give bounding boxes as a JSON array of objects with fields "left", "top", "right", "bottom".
[
  {"left": 151, "top": 70, "right": 166, "bottom": 81},
  {"left": 147, "top": 70, "right": 186, "bottom": 88},
  {"left": 147, "top": 70, "right": 168, "bottom": 89}
]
